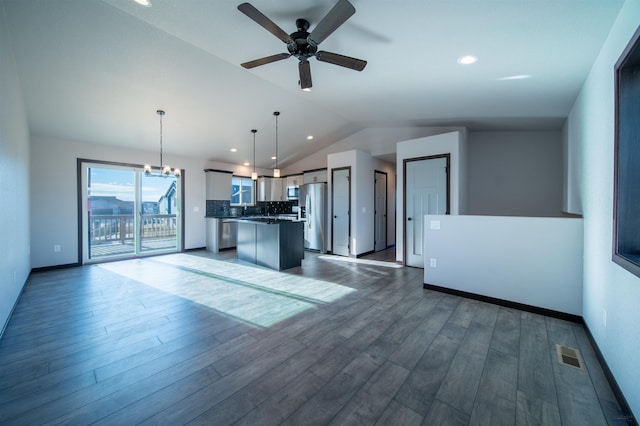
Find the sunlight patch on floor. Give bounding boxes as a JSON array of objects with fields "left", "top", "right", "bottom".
[
  {"left": 318, "top": 255, "right": 402, "bottom": 268},
  {"left": 99, "top": 254, "right": 355, "bottom": 328}
]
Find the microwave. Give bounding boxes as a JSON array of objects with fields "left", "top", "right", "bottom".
[{"left": 287, "top": 186, "right": 299, "bottom": 200}]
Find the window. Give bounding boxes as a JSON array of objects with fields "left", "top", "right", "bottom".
[
  {"left": 613, "top": 25, "right": 640, "bottom": 277},
  {"left": 231, "top": 176, "right": 254, "bottom": 205}
]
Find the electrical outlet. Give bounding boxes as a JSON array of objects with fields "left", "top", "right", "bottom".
[
  {"left": 54, "top": 245, "right": 61, "bottom": 253},
  {"left": 429, "top": 258, "right": 437, "bottom": 268}
]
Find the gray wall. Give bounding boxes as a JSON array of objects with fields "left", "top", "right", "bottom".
[
  {"left": 468, "top": 130, "right": 565, "bottom": 217},
  {"left": 0, "top": 2, "right": 31, "bottom": 335}
]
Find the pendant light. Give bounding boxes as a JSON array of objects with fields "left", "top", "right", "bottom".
[
  {"left": 144, "top": 110, "right": 180, "bottom": 178},
  {"left": 273, "top": 111, "right": 280, "bottom": 178},
  {"left": 251, "top": 129, "right": 258, "bottom": 181}
]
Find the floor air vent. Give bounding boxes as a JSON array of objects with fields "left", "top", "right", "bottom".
[{"left": 556, "top": 344, "right": 584, "bottom": 370}]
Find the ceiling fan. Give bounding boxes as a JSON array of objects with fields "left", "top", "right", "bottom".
[{"left": 237, "top": 0, "right": 367, "bottom": 90}]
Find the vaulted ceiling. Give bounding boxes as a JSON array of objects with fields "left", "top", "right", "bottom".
[{"left": 2, "top": 0, "right": 625, "bottom": 169}]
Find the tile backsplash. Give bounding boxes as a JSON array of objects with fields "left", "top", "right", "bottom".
[{"left": 205, "top": 200, "right": 295, "bottom": 217}]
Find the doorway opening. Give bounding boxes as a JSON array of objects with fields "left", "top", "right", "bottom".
[{"left": 374, "top": 170, "right": 387, "bottom": 252}]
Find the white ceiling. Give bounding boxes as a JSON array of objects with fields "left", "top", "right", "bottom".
[{"left": 3, "top": 0, "right": 625, "bottom": 169}]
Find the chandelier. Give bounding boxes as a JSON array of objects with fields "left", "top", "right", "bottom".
[{"left": 144, "top": 109, "right": 181, "bottom": 177}]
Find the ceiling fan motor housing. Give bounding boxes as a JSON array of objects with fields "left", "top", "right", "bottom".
[{"left": 288, "top": 19, "right": 317, "bottom": 60}]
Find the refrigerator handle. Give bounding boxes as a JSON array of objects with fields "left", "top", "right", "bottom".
[{"left": 306, "top": 193, "right": 312, "bottom": 228}]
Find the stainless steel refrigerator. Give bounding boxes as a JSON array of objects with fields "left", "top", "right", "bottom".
[{"left": 299, "top": 182, "right": 327, "bottom": 253}]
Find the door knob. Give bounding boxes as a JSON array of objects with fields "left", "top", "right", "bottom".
[
  {"left": 334, "top": 215, "right": 338, "bottom": 219},
  {"left": 407, "top": 217, "right": 412, "bottom": 221}
]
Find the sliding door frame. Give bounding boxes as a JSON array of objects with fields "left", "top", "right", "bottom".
[{"left": 77, "top": 158, "right": 185, "bottom": 264}]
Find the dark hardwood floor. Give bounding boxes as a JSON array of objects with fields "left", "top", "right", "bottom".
[{"left": 0, "top": 248, "right": 627, "bottom": 425}]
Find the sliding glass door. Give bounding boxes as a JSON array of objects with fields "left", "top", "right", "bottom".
[{"left": 80, "top": 161, "right": 182, "bottom": 263}]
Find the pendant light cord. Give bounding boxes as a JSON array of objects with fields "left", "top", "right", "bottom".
[
  {"left": 252, "top": 129, "right": 257, "bottom": 177},
  {"left": 157, "top": 109, "right": 165, "bottom": 168},
  {"left": 274, "top": 111, "right": 279, "bottom": 170}
]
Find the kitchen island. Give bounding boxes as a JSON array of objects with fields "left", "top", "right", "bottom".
[{"left": 235, "top": 218, "right": 304, "bottom": 271}]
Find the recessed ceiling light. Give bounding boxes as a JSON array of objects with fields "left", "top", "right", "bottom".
[
  {"left": 271, "top": 156, "right": 277, "bottom": 160},
  {"left": 302, "top": 88, "right": 311, "bottom": 92},
  {"left": 457, "top": 55, "right": 478, "bottom": 65},
  {"left": 498, "top": 74, "right": 532, "bottom": 81},
  {"left": 307, "top": 135, "right": 314, "bottom": 141},
  {"left": 230, "top": 148, "right": 237, "bottom": 152},
  {"left": 133, "top": 0, "right": 152, "bottom": 7},
  {"left": 243, "top": 162, "right": 250, "bottom": 166}
]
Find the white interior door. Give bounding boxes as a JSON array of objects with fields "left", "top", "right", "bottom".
[
  {"left": 332, "top": 167, "right": 350, "bottom": 256},
  {"left": 405, "top": 156, "right": 448, "bottom": 267},
  {"left": 374, "top": 171, "right": 387, "bottom": 252}
]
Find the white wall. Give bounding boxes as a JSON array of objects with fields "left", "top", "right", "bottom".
[
  {"left": 424, "top": 215, "right": 583, "bottom": 315},
  {"left": 566, "top": 0, "right": 640, "bottom": 417},
  {"left": 0, "top": 2, "right": 31, "bottom": 335},
  {"left": 287, "top": 126, "right": 465, "bottom": 175},
  {"left": 30, "top": 137, "right": 275, "bottom": 269},
  {"left": 468, "top": 131, "right": 565, "bottom": 217},
  {"left": 396, "top": 130, "right": 468, "bottom": 264},
  {"left": 327, "top": 150, "right": 377, "bottom": 256},
  {"left": 354, "top": 150, "right": 375, "bottom": 255}
]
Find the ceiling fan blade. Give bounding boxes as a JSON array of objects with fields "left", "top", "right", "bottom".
[
  {"left": 299, "top": 61, "right": 312, "bottom": 90},
  {"left": 238, "top": 3, "right": 294, "bottom": 44},
  {"left": 316, "top": 51, "right": 367, "bottom": 71},
  {"left": 241, "top": 53, "right": 291, "bottom": 69},
  {"left": 308, "top": 0, "right": 355, "bottom": 46}
]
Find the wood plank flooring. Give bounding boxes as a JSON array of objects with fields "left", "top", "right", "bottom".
[{"left": 0, "top": 248, "right": 628, "bottom": 425}]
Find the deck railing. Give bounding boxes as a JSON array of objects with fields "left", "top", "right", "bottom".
[{"left": 89, "top": 214, "right": 176, "bottom": 245}]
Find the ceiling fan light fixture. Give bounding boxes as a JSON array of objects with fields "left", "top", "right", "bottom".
[{"left": 239, "top": 0, "right": 365, "bottom": 90}]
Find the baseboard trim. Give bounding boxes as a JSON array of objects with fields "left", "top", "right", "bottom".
[
  {"left": 356, "top": 250, "right": 375, "bottom": 258},
  {"left": 583, "top": 325, "right": 638, "bottom": 425},
  {"left": 423, "top": 282, "right": 583, "bottom": 324},
  {"left": 0, "top": 270, "right": 30, "bottom": 341},
  {"left": 31, "top": 262, "right": 81, "bottom": 273}
]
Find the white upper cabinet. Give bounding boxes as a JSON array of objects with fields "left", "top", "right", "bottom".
[
  {"left": 205, "top": 170, "right": 232, "bottom": 200},
  {"left": 304, "top": 169, "right": 327, "bottom": 183}
]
